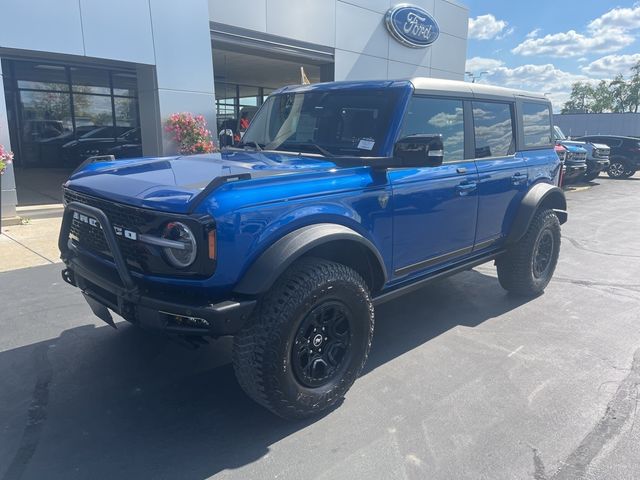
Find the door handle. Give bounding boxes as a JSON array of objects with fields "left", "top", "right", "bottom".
[
  {"left": 456, "top": 182, "right": 477, "bottom": 196},
  {"left": 512, "top": 172, "right": 528, "bottom": 185},
  {"left": 456, "top": 167, "right": 467, "bottom": 174}
]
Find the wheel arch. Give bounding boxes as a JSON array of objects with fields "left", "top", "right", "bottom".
[
  {"left": 506, "top": 182, "right": 567, "bottom": 245},
  {"left": 233, "top": 223, "right": 388, "bottom": 296}
]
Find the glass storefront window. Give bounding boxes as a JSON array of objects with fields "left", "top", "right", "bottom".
[
  {"left": 12, "top": 62, "right": 69, "bottom": 92},
  {"left": 73, "top": 94, "right": 112, "bottom": 129},
  {"left": 2, "top": 59, "right": 141, "bottom": 168},
  {"left": 215, "top": 82, "right": 272, "bottom": 145},
  {"left": 112, "top": 72, "right": 138, "bottom": 97},
  {"left": 115, "top": 97, "right": 139, "bottom": 127},
  {"left": 71, "top": 67, "right": 111, "bottom": 95}
]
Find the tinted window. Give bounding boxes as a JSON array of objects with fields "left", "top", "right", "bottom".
[
  {"left": 400, "top": 97, "right": 464, "bottom": 163},
  {"left": 522, "top": 102, "right": 552, "bottom": 147},
  {"left": 473, "top": 102, "right": 515, "bottom": 158}
]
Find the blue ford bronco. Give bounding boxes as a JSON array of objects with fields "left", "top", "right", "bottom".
[{"left": 59, "top": 78, "right": 567, "bottom": 418}]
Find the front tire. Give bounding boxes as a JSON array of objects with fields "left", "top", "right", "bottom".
[
  {"left": 583, "top": 170, "right": 600, "bottom": 182},
  {"left": 607, "top": 159, "right": 629, "bottom": 179},
  {"left": 232, "top": 258, "right": 374, "bottom": 419},
  {"left": 497, "top": 209, "right": 561, "bottom": 297}
]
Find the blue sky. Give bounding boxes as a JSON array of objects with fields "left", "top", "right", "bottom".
[{"left": 464, "top": 1, "right": 640, "bottom": 109}]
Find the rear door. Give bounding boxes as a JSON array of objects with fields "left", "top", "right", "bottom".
[
  {"left": 389, "top": 95, "right": 479, "bottom": 279},
  {"left": 471, "top": 100, "right": 525, "bottom": 250}
]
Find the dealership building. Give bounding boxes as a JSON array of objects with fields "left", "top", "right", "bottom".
[{"left": 0, "top": 0, "right": 469, "bottom": 221}]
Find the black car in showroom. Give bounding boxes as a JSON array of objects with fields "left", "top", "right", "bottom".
[
  {"left": 61, "top": 126, "right": 142, "bottom": 167},
  {"left": 574, "top": 135, "right": 640, "bottom": 179}
]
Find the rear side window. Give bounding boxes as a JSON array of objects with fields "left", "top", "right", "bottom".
[
  {"left": 472, "top": 101, "right": 515, "bottom": 158},
  {"left": 400, "top": 96, "right": 465, "bottom": 163},
  {"left": 522, "top": 102, "right": 553, "bottom": 147}
]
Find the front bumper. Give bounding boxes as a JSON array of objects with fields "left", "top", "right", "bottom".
[
  {"left": 60, "top": 201, "right": 256, "bottom": 336},
  {"left": 587, "top": 158, "right": 610, "bottom": 173},
  {"left": 562, "top": 163, "right": 587, "bottom": 182}
]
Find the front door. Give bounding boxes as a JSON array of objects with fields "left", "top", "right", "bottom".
[{"left": 389, "top": 96, "right": 478, "bottom": 279}]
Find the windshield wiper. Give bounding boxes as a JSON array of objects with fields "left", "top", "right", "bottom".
[
  {"left": 237, "top": 141, "right": 263, "bottom": 151},
  {"left": 274, "top": 142, "right": 335, "bottom": 157}
]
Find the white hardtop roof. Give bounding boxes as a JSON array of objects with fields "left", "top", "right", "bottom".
[{"left": 407, "top": 77, "right": 548, "bottom": 102}]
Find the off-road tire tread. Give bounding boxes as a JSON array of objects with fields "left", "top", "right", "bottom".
[
  {"left": 496, "top": 209, "right": 560, "bottom": 297},
  {"left": 232, "top": 257, "right": 374, "bottom": 419}
]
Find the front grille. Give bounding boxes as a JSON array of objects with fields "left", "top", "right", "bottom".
[
  {"left": 593, "top": 148, "right": 610, "bottom": 159},
  {"left": 573, "top": 152, "right": 587, "bottom": 162},
  {"left": 64, "top": 188, "right": 154, "bottom": 273}
]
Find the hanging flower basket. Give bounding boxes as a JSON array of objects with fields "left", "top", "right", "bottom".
[{"left": 165, "top": 113, "right": 218, "bottom": 155}]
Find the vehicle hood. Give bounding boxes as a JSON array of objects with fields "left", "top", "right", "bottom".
[
  {"left": 590, "top": 142, "right": 610, "bottom": 150},
  {"left": 557, "top": 142, "right": 587, "bottom": 153},
  {"left": 64, "top": 150, "right": 337, "bottom": 213}
]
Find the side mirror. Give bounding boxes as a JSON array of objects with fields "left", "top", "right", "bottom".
[{"left": 393, "top": 134, "right": 444, "bottom": 168}]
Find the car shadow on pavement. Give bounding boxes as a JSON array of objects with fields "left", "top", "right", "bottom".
[
  {"left": 0, "top": 269, "right": 529, "bottom": 480},
  {"left": 365, "top": 269, "right": 529, "bottom": 373}
]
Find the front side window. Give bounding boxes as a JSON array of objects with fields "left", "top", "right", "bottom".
[
  {"left": 523, "top": 102, "right": 553, "bottom": 147},
  {"left": 399, "top": 96, "right": 465, "bottom": 163},
  {"left": 242, "top": 88, "right": 401, "bottom": 157},
  {"left": 473, "top": 101, "right": 515, "bottom": 158}
]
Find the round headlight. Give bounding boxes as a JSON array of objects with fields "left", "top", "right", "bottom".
[{"left": 162, "top": 222, "right": 197, "bottom": 268}]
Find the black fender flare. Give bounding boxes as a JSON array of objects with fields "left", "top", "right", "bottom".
[
  {"left": 233, "top": 223, "right": 388, "bottom": 296},
  {"left": 506, "top": 183, "right": 567, "bottom": 245}
]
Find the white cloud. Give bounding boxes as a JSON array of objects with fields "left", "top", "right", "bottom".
[
  {"left": 465, "top": 57, "right": 504, "bottom": 73},
  {"left": 512, "top": 29, "right": 634, "bottom": 57},
  {"left": 477, "top": 63, "right": 596, "bottom": 110},
  {"left": 588, "top": 4, "right": 640, "bottom": 31},
  {"left": 496, "top": 26, "right": 515, "bottom": 40},
  {"left": 468, "top": 14, "right": 508, "bottom": 40},
  {"left": 581, "top": 53, "right": 640, "bottom": 76},
  {"left": 512, "top": 4, "right": 640, "bottom": 58},
  {"left": 525, "top": 29, "right": 540, "bottom": 39}
]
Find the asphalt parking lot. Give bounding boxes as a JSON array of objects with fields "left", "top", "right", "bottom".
[{"left": 1, "top": 174, "right": 639, "bottom": 480}]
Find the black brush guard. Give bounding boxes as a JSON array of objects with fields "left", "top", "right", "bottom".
[{"left": 59, "top": 201, "right": 256, "bottom": 336}]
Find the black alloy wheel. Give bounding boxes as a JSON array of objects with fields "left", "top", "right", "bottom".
[
  {"left": 533, "top": 230, "right": 554, "bottom": 279},
  {"left": 292, "top": 301, "right": 353, "bottom": 388}
]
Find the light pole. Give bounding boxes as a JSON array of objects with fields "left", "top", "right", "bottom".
[{"left": 465, "top": 71, "right": 489, "bottom": 83}]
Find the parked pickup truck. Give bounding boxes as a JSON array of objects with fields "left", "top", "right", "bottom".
[
  {"left": 554, "top": 126, "right": 610, "bottom": 181},
  {"left": 59, "top": 78, "right": 567, "bottom": 419}
]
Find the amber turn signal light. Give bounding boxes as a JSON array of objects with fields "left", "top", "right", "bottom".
[{"left": 208, "top": 230, "right": 217, "bottom": 260}]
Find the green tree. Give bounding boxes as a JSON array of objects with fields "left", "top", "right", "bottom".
[
  {"left": 562, "top": 82, "right": 595, "bottom": 113},
  {"left": 590, "top": 80, "right": 615, "bottom": 113},
  {"left": 610, "top": 74, "right": 630, "bottom": 113},
  {"left": 627, "top": 61, "right": 640, "bottom": 113}
]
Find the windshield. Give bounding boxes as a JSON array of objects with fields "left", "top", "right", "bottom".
[
  {"left": 553, "top": 125, "right": 566, "bottom": 140},
  {"left": 242, "top": 88, "right": 401, "bottom": 157}
]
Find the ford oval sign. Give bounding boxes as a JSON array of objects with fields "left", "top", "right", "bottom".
[{"left": 385, "top": 4, "right": 440, "bottom": 48}]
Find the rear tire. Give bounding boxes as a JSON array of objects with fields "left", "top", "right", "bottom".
[
  {"left": 497, "top": 209, "right": 561, "bottom": 297},
  {"left": 232, "top": 257, "right": 374, "bottom": 419}
]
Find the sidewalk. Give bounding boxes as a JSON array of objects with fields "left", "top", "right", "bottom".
[{"left": 0, "top": 217, "right": 62, "bottom": 272}]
